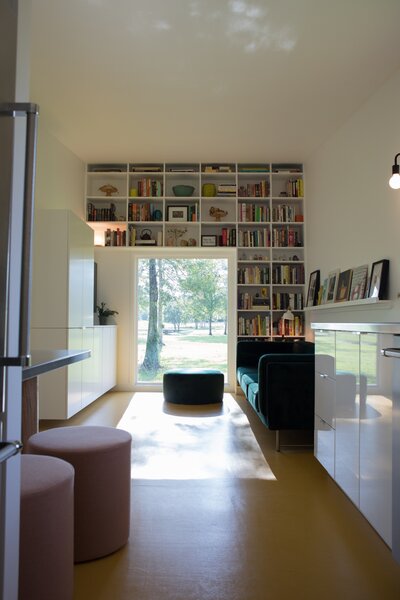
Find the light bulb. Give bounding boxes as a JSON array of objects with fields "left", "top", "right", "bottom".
[{"left": 389, "top": 173, "right": 400, "bottom": 189}]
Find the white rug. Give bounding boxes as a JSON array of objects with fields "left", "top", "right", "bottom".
[{"left": 117, "top": 392, "right": 275, "bottom": 481}]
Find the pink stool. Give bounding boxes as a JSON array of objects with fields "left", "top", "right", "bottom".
[
  {"left": 27, "top": 426, "right": 132, "bottom": 563},
  {"left": 19, "top": 454, "right": 74, "bottom": 600}
]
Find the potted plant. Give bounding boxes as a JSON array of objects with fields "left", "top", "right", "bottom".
[{"left": 96, "top": 302, "right": 118, "bottom": 325}]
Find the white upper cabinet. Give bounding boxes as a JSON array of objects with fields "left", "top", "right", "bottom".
[{"left": 31, "top": 209, "right": 94, "bottom": 328}]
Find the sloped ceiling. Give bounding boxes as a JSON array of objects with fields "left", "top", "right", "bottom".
[{"left": 30, "top": 0, "right": 400, "bottom": 163}]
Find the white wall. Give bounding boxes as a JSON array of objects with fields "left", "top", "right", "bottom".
[
  {"left": 305, "top": 67, "right": 400, "bottom": 329},
  {"left": 34, "top": 118, "right": 85, "bottom": 216}
]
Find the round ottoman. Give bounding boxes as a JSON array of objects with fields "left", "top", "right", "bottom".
[
  {"left": 163, "top": 368, "right": 224, "bottom": 404},
  {"left": 27, "top": 426, "right": 132, "bottom": 563},
  {"left": 19, "top": 454, "right": 74, "bottom": 600}
]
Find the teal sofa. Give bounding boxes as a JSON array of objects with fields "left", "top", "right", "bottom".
[{"left": 236, "top": 340, "right": 315, "bottom": 450}]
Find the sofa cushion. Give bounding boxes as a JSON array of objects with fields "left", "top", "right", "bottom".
[
  {"left": 237, "top": 367, "right": 258, "bottom": 387},
  {"left": 247, "top": 382, "right": 259, "bottom": 412}
]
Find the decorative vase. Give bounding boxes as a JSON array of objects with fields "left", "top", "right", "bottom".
[{"left": 99, "top": 316, "right": 108, "bottom": 325}]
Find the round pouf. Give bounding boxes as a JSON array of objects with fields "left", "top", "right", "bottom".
[
  {"left": 163, "top": 368, "right": 224, "bottom": 404},
  {"left": 27, "top": 426, "right": 132, "bottom": 563},
  {"left": 19, "top": 454, "right": 74, "bottom": 600}
]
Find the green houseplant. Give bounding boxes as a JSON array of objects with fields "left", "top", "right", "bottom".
[{"left": 97, "top": 302, "right": 118, "bottom": 325}]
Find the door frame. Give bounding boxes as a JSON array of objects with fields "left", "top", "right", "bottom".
[{"left": 132, "top": 247, "right": 237, "bottom": 392}]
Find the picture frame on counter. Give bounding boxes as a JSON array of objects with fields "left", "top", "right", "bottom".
[
  {"left": 349, "top": 264, "right": 369, "bottom": 301},
  {"left": 306, "top": 269, "right": 320, "bottom": 307},
  {"left": 335, "top": 269, "right": 353, "bottom": 302},
  {"left": 368, "top": 259, "right": 389, "bottom": 299},
  {"left": 326, "top": 269, "right": 340, "bottom": 303}
]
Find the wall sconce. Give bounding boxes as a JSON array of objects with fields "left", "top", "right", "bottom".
[{"left": 389, "top": 153, "right": 400, "bottom": 189}]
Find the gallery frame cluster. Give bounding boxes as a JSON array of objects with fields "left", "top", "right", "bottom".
[{"left": 306, "top": 259, "right": 389, "bottom": 307}]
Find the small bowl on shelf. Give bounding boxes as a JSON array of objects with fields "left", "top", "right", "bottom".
[{"left": 172, "top": 185, "right": 195, "bottom": 197}]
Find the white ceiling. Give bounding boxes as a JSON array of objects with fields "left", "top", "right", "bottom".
[{"left": 30, "top": 0, "right": 400, "bottom": 164}]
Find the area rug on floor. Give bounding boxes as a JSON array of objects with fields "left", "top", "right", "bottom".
[{"left": 117, "top": 393, "right": 275, "bottom": 481}]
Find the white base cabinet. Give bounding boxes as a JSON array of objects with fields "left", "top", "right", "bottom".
[
  {"left": 31, "top": 326, "right": 117, "bottom": 420},
  {"left": 313, "top": 323, "right": 400, "bottom": 554}
]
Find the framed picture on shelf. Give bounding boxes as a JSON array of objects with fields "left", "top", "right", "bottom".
[
  {"left": 349, "top": 265, "right": 368, "bottom": 300},
  {"left": 367, "top": 259, "right": 389, "bottom": 299},
  {"left": 201, "top": 235, "right": 217, "bottom": 247},
  {"left": 326, "top": 270, "right": 340, "bottom": 303},
  {"left": 335, "top": 269, "right": 353, "bottom": 302},
  {"left": 320, "top": 278, "right": 329, "bottom": 304},
  {"left": 167, "top": 205, "right": 188, "bottom": 222},
  {"left": 306, "top": 269, "right": 320, "bottom": 307}
]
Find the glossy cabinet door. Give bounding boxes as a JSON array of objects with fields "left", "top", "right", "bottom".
[
  {"left": 335, "top": 331, "right": 360, "bottom": 507},
  {"left": 102, "top": 326, "right": 117, "bottom": 392},
  {"left": 359, "top": 332, "right": 397, "bottom": 547},
  {"left": 314, "top": 329, "right": 336, "bottom": 476}
]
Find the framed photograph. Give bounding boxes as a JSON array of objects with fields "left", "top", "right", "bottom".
[
  {"left": 201, "top": 235, "right": 217, "bottom": 247},
  {"left": 335, "top": 269, "right": 353, "bottom": 302},
  {"left": 167, "top": 205, "right": 188, "bottom": 222},
  {"left": 326, "top": 269, "right": 340, "bottom": 303},
  {"left": 320, "top": 278, "right": 328, "bottom": 304},
  {"left": 368, "top": 259, "right": 389, "bottom": 299},
  {"left": 349, "top": 265, "right": 368, "bottom": 301},
  {"left": 306, "top": 269, "right": 320, "bottom": 307}
]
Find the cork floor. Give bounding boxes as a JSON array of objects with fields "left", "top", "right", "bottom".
[{"left": 41, "top": 391, "right": 400, "bottom": 600}]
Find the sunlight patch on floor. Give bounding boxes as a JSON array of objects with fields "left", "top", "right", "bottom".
[{"left": 117, "top": 392, "right": 276, "bottom": 481}]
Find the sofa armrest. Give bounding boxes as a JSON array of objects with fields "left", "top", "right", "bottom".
[{"left": 258, "top": 354, "right": 315, "bottom": 430}]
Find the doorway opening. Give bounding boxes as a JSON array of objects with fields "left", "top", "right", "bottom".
[{"left": 133, "top": 250, "right": 236, "bottom": 389}]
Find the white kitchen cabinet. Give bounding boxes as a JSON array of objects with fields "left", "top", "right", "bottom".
[
  {"left": 335, "top": 331, "right": 360, "bottom": 507},
  {"left": 31, "top": 326, "right": 117, "bottom": 419},
  {"left": 31, "top": 209, "right": 94, "bottom": 328},
  {"left": 359, "top": 332, "right": 397, "bottom": 546},
  {"left": 312, "top": 322, "right": 400, "bottom": 559},
  {"left": 314, "top": 329, "right": 336, "bottom": 477}
]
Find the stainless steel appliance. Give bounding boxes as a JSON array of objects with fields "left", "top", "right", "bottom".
[{"left": 0, "top": 1, "right": 38, "bottom": 597}]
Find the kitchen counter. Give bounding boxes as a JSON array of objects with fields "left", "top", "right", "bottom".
[{"left": 22, "top": 348, "right": 90, "bottom": 449}]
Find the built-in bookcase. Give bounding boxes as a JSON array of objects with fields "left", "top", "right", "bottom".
[{"left": 85, "top": 162, "right": 306, "bottom": 340}]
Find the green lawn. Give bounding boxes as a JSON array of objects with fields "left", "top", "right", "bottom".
[{"left": 137, "top": 323, "right": 227, "bottom": 382}]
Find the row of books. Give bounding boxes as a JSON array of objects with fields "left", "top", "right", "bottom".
[
  {"left": 285, "top": 178, "right": 304, "bottom": 198},
  {"left": 238, "top": 291, "right": 270, "bottom": 310},
  {"left": 134, "top": 179, "right": 163, "bottom": 197},
  {"left": 272, "top": 292, "right": 304, "bottom": 310},
  {"left": 87, "top": 203, "right": 118, "bottom": 222},
  {"left": 128, "top": 203, "right": 160, "bottom": 222},
  {"left": 271, "top": 205, "right": 299, "bottom": 222},
  {"left": 238, "top": 203, "right": 270, "bottom": 223},
  {"left": 274, "top": 315, "right": 304, "bottom": 337},
  {"left": 238, "top": 180, "right": 270, "bottom": 198},
  {"left": 272, "top": 228, "right": 302, "bottom": 248},
  {"left": 104, "top": 228, "right": 126, "bottom": 247},
  {"left": 271, "top": 264, "right": 304, "bottom": 285},
  {"left": 237, "top": 266, "right": 270, "bottom": 284},
  {"left": 218, "top": 228, "right": 236, "bottom": 246},
  {"left": 238, "top": 229, "right": 270, "bottom": 248},
  {"left": 238, "top": 315, "right": 270, "bottom": 337}
]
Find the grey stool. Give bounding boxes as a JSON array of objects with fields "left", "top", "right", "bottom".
[
  {"left": 27, "top": 425, "right": 132, "bottom": 563},
  {"left": 19, "top": 454, "right": 74, "bottom": 600},
  {"left": 163, "top": 368, "right": 224, "bottom": 404}
]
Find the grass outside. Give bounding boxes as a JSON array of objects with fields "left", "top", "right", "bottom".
[{"left": 137, "top": 322, "right": 228, "bottom": 382}]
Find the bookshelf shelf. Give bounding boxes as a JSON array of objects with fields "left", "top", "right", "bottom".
[{"left": 85, "top": 162, "right": 306, "bottom": 340}]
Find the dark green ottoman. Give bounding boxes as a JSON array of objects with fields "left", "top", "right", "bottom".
[{"left": 163, "top": 369, "right": 224, "bottom": 404}]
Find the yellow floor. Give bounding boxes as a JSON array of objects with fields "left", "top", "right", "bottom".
[{"left": 40, "top": 392, "right": 400, "bottom": 600}]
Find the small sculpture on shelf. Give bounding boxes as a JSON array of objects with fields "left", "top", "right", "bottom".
[
  {"left": 99, "top": 184, "right": 118, "bottom": 196},
  {"left": 209, "top": 206, "right": 228, "bottom": 221}
]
